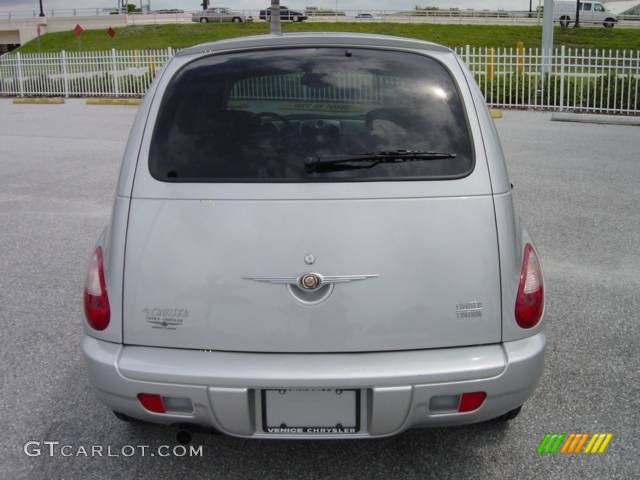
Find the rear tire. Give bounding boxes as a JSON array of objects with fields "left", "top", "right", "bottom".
[
  {"left": 199, "top": 17, "right": 208, "bottom": 23},
  {"left": 604, "top": 18, "right": 615, "bottom": 28},
  {"left": 559, "top": 16, "right": 570, "bottom": 27},
  {"left": 496, "top": 406, "right": 522, "bottom": 422},
  {"left": 113, "top": 410, "right": 140, "bottom": 423},
  {"left": 232, "top": 17, "right": 242, "bottom": 23}
]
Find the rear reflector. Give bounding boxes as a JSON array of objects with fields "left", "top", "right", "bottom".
[
  {"left": 137, "top": 393, "right": 165, "bottom": 413},
  {"left": 83, "top": 246, "right": 110, "bottom": 331},
  {"left": 137, "top": 394, "right": 193, "bottom": 414},
  {"left": 515, "top": 244, "right": 544, "bottom": 329},
  {"left": 458, "top": 392, "right": 486, "bottom": 412},
  {"left": 162, "top": 396, "right": 194, "bottom": 413},
  {"left": 429, "top": 395, "right": 460, "bottom": 412}
]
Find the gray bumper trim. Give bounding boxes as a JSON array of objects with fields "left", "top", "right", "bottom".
[
  {"left": 114, "top": 341, "right": 509, "bottom": 387},
  {"left": 81, "top": 334, "right": 545, "bottom": 437}
]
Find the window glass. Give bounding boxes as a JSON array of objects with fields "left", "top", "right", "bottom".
[{"left": 150, "top": 48, "right": 474, "bottom": 182}]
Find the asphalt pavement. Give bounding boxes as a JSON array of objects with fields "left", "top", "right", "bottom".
[{"left": 0, "top": 99, "right": 638, "bottom": 479}]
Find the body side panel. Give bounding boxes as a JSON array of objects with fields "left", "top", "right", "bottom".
[
  {"left": 83, "top": 195, "right": 129, "bottom": 343},
  {"left": 494, "top": 192, "right": 545, "bottom": 341}
]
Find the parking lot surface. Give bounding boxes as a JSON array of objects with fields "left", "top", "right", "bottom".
[{"left": 0, "top": 99, "right": 638, "bottom": 479}]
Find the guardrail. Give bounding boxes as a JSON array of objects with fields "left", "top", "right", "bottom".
[
  {"left": 1, "top": 9, "right": 639, "bottom": 24},
  {"left": 0, "top": 8, "right": 120, "bottom": 18},
  {"left": 0, "top": 47, "right": 638, "bottom": 115}
]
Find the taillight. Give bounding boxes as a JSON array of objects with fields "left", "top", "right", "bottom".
[
  {"left": 458, "top": 392, "right": 486, "bottom": 412},
  {"left": 137, "top": 393, "right": 166, "bottom": 413},
  {"left": 84, "top": 246, "right": 110, "bottom": 330},
  {"left": 515, "top": 244, "right": 544, "bottom": 329}
]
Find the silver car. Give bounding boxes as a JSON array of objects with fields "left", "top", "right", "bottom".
[
  {"left": 81, "top": 33, "right": 546, "bottom": 441},
  {"left": 192, "top": 7, "right": 252, "bottom": 23}
]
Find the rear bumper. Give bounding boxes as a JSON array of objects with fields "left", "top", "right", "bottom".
[{"left": 81, "top": 334, "right": 545, "bottom": 439}]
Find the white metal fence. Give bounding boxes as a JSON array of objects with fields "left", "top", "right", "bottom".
[
  {"left": 0, "top": 49, "right": 173, "bottom": 98},
  {"left": 457, "top": 46, "right": 640, "bottom": 114},
  {"left": 1, "top": 47, "right": 639, "bottom": 114}
]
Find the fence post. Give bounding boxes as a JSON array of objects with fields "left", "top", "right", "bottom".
[
  {"left": 111, "top": 48, "right": 119, "bottom": 97},
  {"left": 168, "top": 46, "right": 173, "bottom": 58},
  {"left": 61, "top": 50, "right": 69, "bottom": 98},
  {"left": 465, "top": 44, "right": 470, "bottom": 66},
  {"left": 16, "top": 52, "right": 24, "bottom": 97},
  {"left": 487, "top": 47, "right": 495, "bottom": 80},
  {"left": 559, "top": 45, "right": 566, "bottom": 111},
  {"left": 517, "top": 41, "right": 524, "bottom": 74}
]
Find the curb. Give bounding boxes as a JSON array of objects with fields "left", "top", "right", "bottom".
[
  {"left": 12, "top": 98, "right": 65, "bottom": 104},
  {"left": 551, "top": 112, "right": 640, "bottom": 126},
  {"left": 86, "top": 98, "right": 143, "bottom": 106},
  {"left": 490, "top": 109, "right": 503, "bottom": 119}
]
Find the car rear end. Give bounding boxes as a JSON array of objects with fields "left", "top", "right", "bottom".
[{"left": 81, "top": 33, "right": 545, "bottom": 439}]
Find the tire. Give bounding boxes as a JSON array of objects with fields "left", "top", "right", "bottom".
[
  {"left": 113, "top": 410, "right": 140, "bottom": 423},
  {"left": 232, "top": 17, "right": 242, "bottom": 23},
  {"left": 496, "top": 406, "right": 522, "bottom": 422},
  {"left": 604, "top": 18, "right": 615, "bottom": 28},
  {"left": 559, "top": 16, "right": 570, "bottom": 28},
  {"left": 293, "top": 15, "right": 299, "bottom": 22},
  {"left": 199, "top": 17, "right": 208, "bottom": 23}
]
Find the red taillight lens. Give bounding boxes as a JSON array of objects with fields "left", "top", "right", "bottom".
[
  {"left": 83, "top": 246, "right": 110, "bottom": 331},
  {"left": 458, "top": 392, "right": 486, "bottom": 412},
  {"left": 515, "top": 244, "right": 544, "bottom": 329},
  {"left": 137, "top": 393, "right": 166, "bottom": 413}
]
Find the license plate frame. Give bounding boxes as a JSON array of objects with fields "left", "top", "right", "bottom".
[{"left": 261, "top": 388, "right": 361, "bottom": 434}]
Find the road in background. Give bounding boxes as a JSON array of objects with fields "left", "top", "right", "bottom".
[{"left": 0, "top": 100, "right": 638, "bottom": 479}]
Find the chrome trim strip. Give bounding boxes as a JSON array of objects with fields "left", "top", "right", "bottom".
[{"left": 242, "top": 273, "right": 380, "bottom": 290}]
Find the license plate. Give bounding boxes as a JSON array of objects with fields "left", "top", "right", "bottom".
[{"left": 261, "top": 388, "right": 360, "bottom": 434}]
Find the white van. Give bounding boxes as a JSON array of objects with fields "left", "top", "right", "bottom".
[{"left": 554, "top": 1, "right": 618, "bottom": 27}]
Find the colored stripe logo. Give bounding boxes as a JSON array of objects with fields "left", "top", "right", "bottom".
[{"left": 537, "top": 433, "right": 613, "bottom": 454}]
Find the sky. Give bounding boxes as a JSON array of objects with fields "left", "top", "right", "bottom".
[{"left": 0, "top": 1, "right": 542, "bottom": 13}]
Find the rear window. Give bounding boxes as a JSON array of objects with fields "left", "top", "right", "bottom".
[{"left": 150, "top": 48, "right": 474, "bottom": 182}]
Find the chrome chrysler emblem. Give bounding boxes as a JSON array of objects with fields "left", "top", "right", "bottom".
[
  {"left": 242, "top": 272, "right": 379, "bottom": 290},
  {"left": 299, "top": 273, "right": 321, "bottom": 290}
]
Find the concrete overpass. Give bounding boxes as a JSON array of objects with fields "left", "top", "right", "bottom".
[
  {"left": 0, "top": 13, "right": 192, "bottom": 50},
  {"left": 2, "top": 9, "right": 639, "bottom": 52}
]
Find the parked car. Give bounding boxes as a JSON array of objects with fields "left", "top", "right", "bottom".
[
  {"left": 192, "top": 7, "right": 252, "bottom": 23},
  {"left": 81, "top": 33, "right": 546, "bottom": 441},
  {"left": 355, "top": 13, "right": 375, "bottom": 20},
  {"left": 554, "top": 1, "right": 617, "bottom": 27},
  {"left": 259, "top": 6, "right": 307, "bottom": 21}
]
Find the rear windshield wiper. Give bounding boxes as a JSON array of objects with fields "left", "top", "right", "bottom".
[{"left": 305, "top": 150, "right": 456, "bottom": 173}]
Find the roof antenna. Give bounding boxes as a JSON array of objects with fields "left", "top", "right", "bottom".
[{"left": 270, "top": 0, "right": 282, "bottom": 35}]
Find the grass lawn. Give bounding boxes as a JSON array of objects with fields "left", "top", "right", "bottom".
[{"left": 17, "top": 22, "right": 640, "bottom": 54}]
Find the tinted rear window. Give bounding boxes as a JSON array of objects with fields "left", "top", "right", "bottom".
[{"left": 150, "top": 48, "right": 474, "bottom": 182}]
